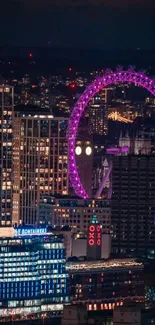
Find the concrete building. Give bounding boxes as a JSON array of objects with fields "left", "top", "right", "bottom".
[
  {"left": 72, "top": 232, "right": 111, "bottom": 259},
  {"left": 112, "top": 155, "right": 155, "bottom": 257},
  {"left": 88, "top": 88, "right": 114, "bottom": 136},
  {"left": 113, "top": 305, "right": 141, "bottom": 325},
  {"left": 67, "top": 259, "right": 144, "bottom": 311},
  {"left": 39, "top": 195, "right": 111, "bottom": 233},
  {"left": 62, "top": 305, "right": 87, "bottom": 325},
  {"left": 49, "top": 226, "right": 72, "bottom": 259},
  {"left": 87, "top": 215, "right": 102, "bottom": 260}
]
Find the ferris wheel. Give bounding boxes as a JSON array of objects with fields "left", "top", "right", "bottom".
[{"left": 68, "top": 69, "right": 155, "bottom": 199}]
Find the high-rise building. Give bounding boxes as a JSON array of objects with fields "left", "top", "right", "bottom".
[
  {"left": 88, "top": 88, "right": 114, "bottom": 136},
  {"left": 13, "top": 110, "right": 68, "bottom": 225},
  {"left": 20, "top": 76, "right": 31, "bottom": 106},
  {"left": 0, "top": 226, "right": 69, "bottom": 320},
  {"left": 40, "top": 77, "right": 50, "bottom": 110},
  {"left": 111, "top": 155, "right": 155, "bottom": 257},
  {"left": 0, "top": 86, "right": 14, "bottom": 226}
]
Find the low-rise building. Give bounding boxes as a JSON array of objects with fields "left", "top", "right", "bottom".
[
  {"left": 39, "top": 195, "right": 111, "bottom": 233},
  {"left": 66, "top": 259, "right": 144, "bottom": 311}
]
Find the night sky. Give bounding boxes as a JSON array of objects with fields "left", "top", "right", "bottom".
[{"left": 1, "top": 0, "right": 155, "bottom": 49}]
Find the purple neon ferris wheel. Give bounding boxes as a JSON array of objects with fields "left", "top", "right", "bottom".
[{"left": 68, "top": 69, "right": 155, "bottom": 199}]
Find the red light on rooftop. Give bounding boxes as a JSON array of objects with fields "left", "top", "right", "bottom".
[
  {"left": 29, "top": 53, "right": 33, "bottom": 58},
  {"left": 70, "top": 83, "right": 76, "bottom": 89},
  {"left": 68, "top": 67, "right": 72, "bottom": 72}
]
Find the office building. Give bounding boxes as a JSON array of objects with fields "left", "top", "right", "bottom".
[
  {"left": 48, "top": 226, "right": 72, "bottom": 259},
  {"left": 40, "top": 77, "right": 50, "bottom": 110},
  {"left": 0, "top": 86, "right": 14, "bottom": 226},
  {"left": 39, "top": 195, "right": 111, "bottom": 233},
  {"left": 0, "top": 226, "right": 69, "bottom": 320},
  {"left": 13, "top": 110, "right": 68, "bottom": 225},
  {"left": 88, "top": 88, "right": 114, "bottom": 136},
  {"left": 67, "top": 259, "right": 144, "bottom": 311},
  {"left": 112, "top": 155, "right": 155, "bottom": 257}
]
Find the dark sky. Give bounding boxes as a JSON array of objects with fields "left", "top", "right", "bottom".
[{"left": 1, "top": 0, "right": 155, "bottom": 49}]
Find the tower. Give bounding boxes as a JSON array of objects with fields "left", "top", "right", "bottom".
[
  {"left": 13, "top": 109, "right": 69, "bottom": 225},
  {"left": 75, "top": 140, "right": 93, "bottom": 197},
  {"left": 87, "top": 215, "right": 102, "bottom": 260},
  {"left": 0, "top": 86, "right": 14, "bottom": 226}
]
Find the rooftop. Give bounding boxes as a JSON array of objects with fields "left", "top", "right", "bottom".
[{"left": 66, "top": 259, "right": 143, "bottom": 272}]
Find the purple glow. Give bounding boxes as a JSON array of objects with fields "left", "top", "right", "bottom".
[{"left": 68, "top": 69, "right": 155, "bottom": 199}]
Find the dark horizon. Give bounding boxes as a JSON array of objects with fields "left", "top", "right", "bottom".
[{"left": 1, "top": 0, "right": 155, "bottom": 49}]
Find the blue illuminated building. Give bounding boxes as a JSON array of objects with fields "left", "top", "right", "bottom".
[{"left": 0, "top": 226, "right": 69, "bottom": 320}]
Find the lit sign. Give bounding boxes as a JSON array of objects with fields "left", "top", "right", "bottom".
[
  {"left": 96, "top": 225, "right": 101, "bottom": 246},
  {"left": 88, "top": 224, "right": 101, "bottom": 246},
  {"left": 14, "top": 227, "right": 47, "bottom": 236}
]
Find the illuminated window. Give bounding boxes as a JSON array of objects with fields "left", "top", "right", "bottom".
[
  {"left": 93, "top": 304, "right": 97, "bottom": 311},
  {"left": 88, "top": 304, "right": 92, "bottom": 311}
]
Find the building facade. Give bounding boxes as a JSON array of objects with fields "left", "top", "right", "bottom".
[
  {"left": 40, "top": 77, "right": 50, "bottom": 110},
  {"left": 39, "top": 195, "right": 111, "bottom": 233},
  {"left": 67, "top": 259, "right": 144, "bottom": 311},
  {"left": 0, "top": 86, "right": 14, "bottom": 226},
  {"left": 111, "top": 155, "right": 155, "bottom": 257},
  {"left": 12, "top": 112, "right": 68, "bottom": 225},
  {"left": 75, "top": 139, "right": 93, "bottom": 198},
  {"left": 88, "top": 88, "right": 114, "bottom": 136},
  {"left": 87, "top": 215, "right": 102, "bottom": 260},
  {"left": 88, "top": 92, "right": 108, "bottom": 136},
  {"left": 0, "top": 226, "right": 69, "bottom": 320}
]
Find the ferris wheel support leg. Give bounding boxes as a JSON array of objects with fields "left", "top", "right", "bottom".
[{"left": 94, "top": 161, "right": 113, "bottom": 199}]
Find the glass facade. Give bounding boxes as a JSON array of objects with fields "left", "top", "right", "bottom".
[{"left": 0, "top": 228, "right": 69, "bottom": 318}]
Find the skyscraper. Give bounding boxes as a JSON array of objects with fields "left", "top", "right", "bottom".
[
  {"left": 13, "top": 110, "right": 68, "bottom": 225},
  {"left": 111, "top": 155, "right": 155, "bottom": 257},
  {"left": 88, "top": 88, "right": 114, "bottom": 136},
  {"left": 0, "top": 86, "right": 14, "bottom": 226},
  {"left": 40, "top": 77, "right": 50, "bottom": 110}
]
